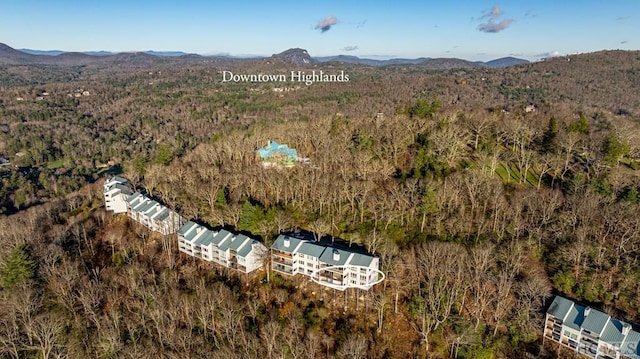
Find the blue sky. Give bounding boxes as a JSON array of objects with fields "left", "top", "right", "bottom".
[{"left": 1, "top": 0, "right": 638, "bottom": 60}]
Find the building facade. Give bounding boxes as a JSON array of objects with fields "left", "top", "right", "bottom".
[
  {"left": 103, "top": 176, "right": 132, "bottom": 213},
  {"left": 271, "top": 234, "right": 382, "bottom": 290},
  {"left": 103, "top": 177, "right": 184, "bottom": 235},
  {"left": 545, "top": 295, "right": 640, "bottom": 359},
  {"left": 177, "top": 221, "right": 267, "bottom": 274},
  {"left": 125, "top": 192, "right": 184, "bottom": 235}
]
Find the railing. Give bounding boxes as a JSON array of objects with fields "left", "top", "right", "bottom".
[
  {"left": 272, "top": 250, "right": 293, "bottom": 259},
  {"left": 272, "top": 256, "right": 293, "bottom": 266},
  {"left": 273, "top": 264, "right": 293, "bottom": 275}
]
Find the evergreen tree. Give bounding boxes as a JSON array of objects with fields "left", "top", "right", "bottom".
[
  {"left": 601, "top": 132, "right": 627, "bottom": 166},
  {"left": 568, "top": 114, "right": 590, "bottom": 134},
  {"left": 623, "top": 186, "right": 639, "bottom": 203},
  {"left": 1, "top": 243, "right": 36, "bottom": 289},
  {"left": 154, "top": 144, "right": 173, "bottom": 166},
  {"left": 238, "top": 200, "right": 260, "bottom": 232}
]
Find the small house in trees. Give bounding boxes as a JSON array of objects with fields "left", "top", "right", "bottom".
[
  {"left": 271, "top": 234, "right": 382, "bottom": 290},
  {"left": 177, "top": 221, "right": 267, "bottom": 273},
  {"left": 255, "top": 141, "right": 308, "bottom": 168},
  {"left": 544, "top": 295, "right": 640, "bottom": 358},
  {"left": 103, "top": 176, "right": 132, "bottom": 213}
]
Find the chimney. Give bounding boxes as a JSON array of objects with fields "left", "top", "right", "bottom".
[
  {"left": 333, "top": 249, "right": 340, "bottom": 261},
  {"left": 585, "top": 307, "right": 591, "bottom": 316},
  {"left": 623, "top": 323, "right": 631, "bottom": 336},
  {"left": 284, "top": 238, "right": 290, "bottom": 248}
]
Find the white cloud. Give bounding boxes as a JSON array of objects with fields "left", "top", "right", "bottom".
[
  {"left": 315, "top": 16, "right": 338, "bottom": 33},
  {"left": 537, "top": 51, "right": 563, "bottom": 58},
  {"left": 478, "top": 4, "right": 513, "bottom": 33}
]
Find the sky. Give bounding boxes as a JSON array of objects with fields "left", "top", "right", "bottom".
[{"left": 1, "top": 0, "right": 638, "bottom": 61}]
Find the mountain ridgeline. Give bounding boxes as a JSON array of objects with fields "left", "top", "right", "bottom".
[{"left": 1, "top": 43, "right": 528, "bottom": 68}]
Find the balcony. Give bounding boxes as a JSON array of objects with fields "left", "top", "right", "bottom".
[
  {"left": 319, "top": 272, "right": 344, "bottom": 283},
  {"left": 546, "top": 316, "right": 562, "bottom": 325},
  {"left": 273, "top": 263, "right": 294, "bottom": 275},
  {"left": 581, "top": 336, "right": 599, "bottom": 346},
  {"left": 272, "top": 256, "right": 293, "bottom": 266},
  {"left": 273, "top": 250, "right": 293, "bottom": 259},
  {"left": 598, "top": 345, "right": 618, "bottom": 358},
  {"left": 582, "top": 330, "right": 599, "bottom": 341},
  {"left": 579, "top": 343, "right": 598, "bottom": 357},
  {"left": 320, "top": 264, "right": 344, "bottom": 274}
]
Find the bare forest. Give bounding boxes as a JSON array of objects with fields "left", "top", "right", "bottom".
[{"left": 1, "top": 50, "right": 640, "bottom": 358}]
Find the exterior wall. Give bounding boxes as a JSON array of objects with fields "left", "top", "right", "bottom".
[
  {"left": 103, "top": 177, "right": 132, "bottom": 214},
  {"left": 297, "top": 254, "right": 320, "bottom": 277},
  {"left": 579, "top": 329, "right": 599, "bottom": 358},
  {"left": 105, "top": 191, "right": 128, "bottom": 213},
  {"left": 177, "top": 223, "right": 265, "bottom": 274},
  {"left": 560, "top": 327, "right": 580, "bottom": 350},
  {"left": 177, "top": 237, "right": 192, "bottom": 256},
  {"left": 545, "top": 314, "right": 582, "bottom": 353},
  {"left": 270, "top": 236, "right": 381, "bottom": 290},
  {"left": 155, "top": 211, "right": 184, "bottom": 235},
  {"left": 241, "top": 243, "right": 267, "bottom": 273},
  {"left": 272, "top": 250, "right": 295, "bottom": 275},
  {"left": 544, "top": 313, "right": 563, "bottom": 342}
]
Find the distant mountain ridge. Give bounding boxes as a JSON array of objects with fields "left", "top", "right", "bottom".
[
  {"left": 271, "top": 48, "right": 314, "bottom": 66},
  {"left": 2, "top": 43, "right": 529, "bottom": 68},
  {"left": 314, "top": 55, "right": 431, "bottom": 66}
]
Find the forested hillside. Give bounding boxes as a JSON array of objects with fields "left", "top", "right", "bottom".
[{"left": 1, "top": 50, "right": 640, "bottom": 358}]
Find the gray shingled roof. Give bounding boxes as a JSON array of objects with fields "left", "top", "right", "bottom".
[
  {"left": 193, "top": 229, "right": 215, "bottom": 246},
  {"left": 105, "top": 176, "right": 128, "bottom": 187},
  {"left": 581, "top": 307, "right": 610, "bottom": 335},
  {"left": 349, "top": 253, "right": 375, "bottom": 267},
  {"left": 237, "top": 238, "right": 259, "bottom": 258},
  {"left": 621, "top": 330, "right": 640, "bottom": 358},
  {"left": 297, "top": 242, "right": 326, "bottom": 258},
  {"left": 112, "top": 183, "right": 132, "bottom": 194},
  {"left": 230, "top": 234, "right": 250, "bottom": 251},
  {"left": 177, "top": 221, "right": 198, "bottom": 236},
  {"left": 127, "top": 192, "right": 144, "bottom": 206},
  {"left": 272, "top": 234, "right": 305, "bottom": 254},
  {"left": 213, "top": 230, "right": 234, "bottom": 251},
  {"left": 111, "top": 176, "right": 128, "bottom": 184},
  {"left": 319, "top": 248, "right": 350, "bottom": 266},
  {"left": 601, "top": 318, "right": 626, "bottom": 348},
  {"left": 563, "top": 304, "right": 585, "bottom": 331},
  {"left": 156, "top": 207, "right": 171, "bottom": 220},
  {"left": 547, "top": 296, "right": 574, "bottom": 320}
]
